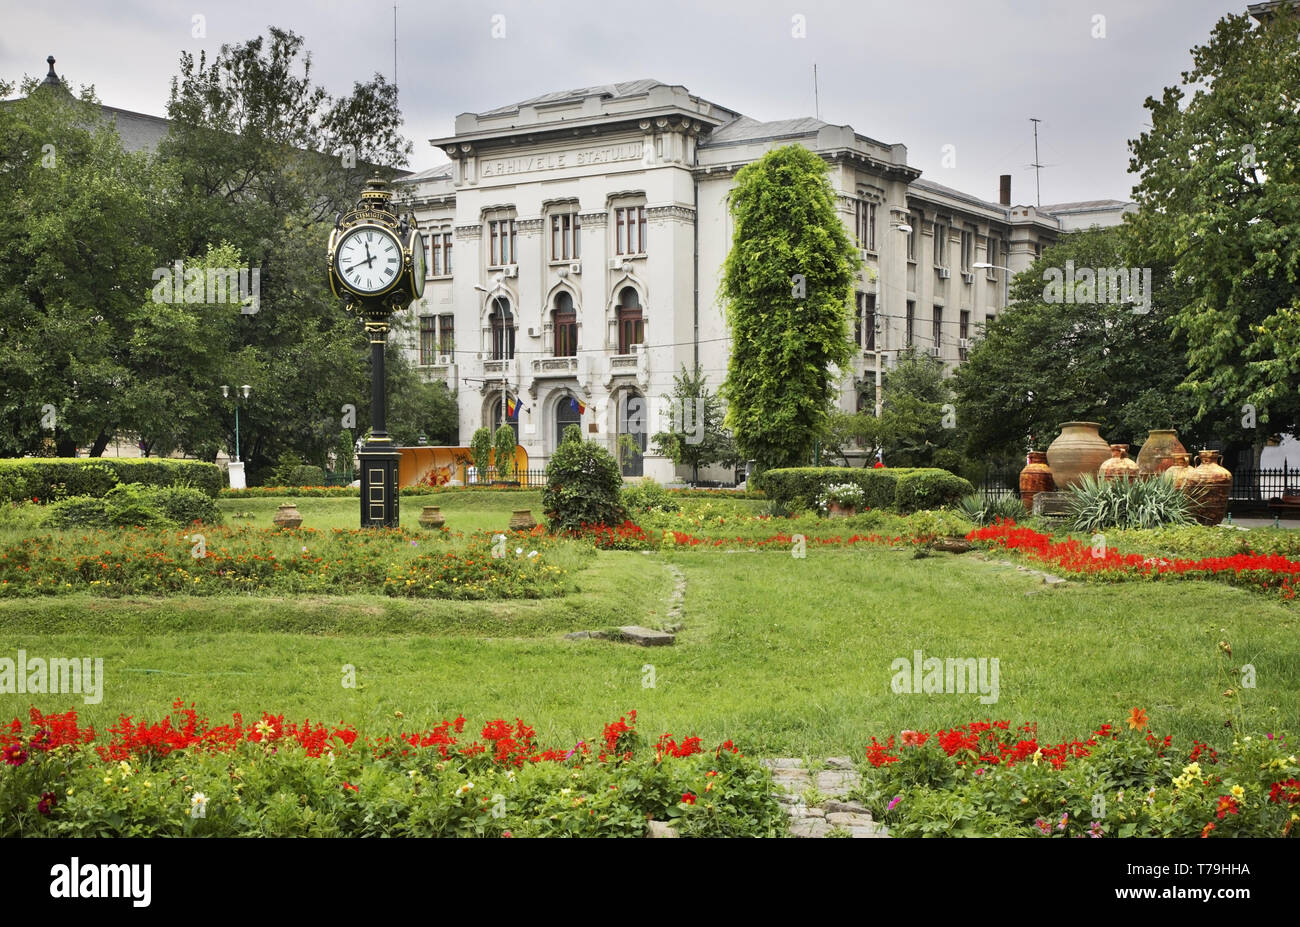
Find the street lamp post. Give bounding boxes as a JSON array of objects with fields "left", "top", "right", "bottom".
[{"left": 220, "top": 384, "right": 252, "bottom": 488}]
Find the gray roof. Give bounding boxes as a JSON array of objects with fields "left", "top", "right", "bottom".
[
  {"left": 478, "top": 79, "right": 673, "bottom": 116},
  {"left": 1039, "top": 199, "right": 1133, "bottom": 213},
  {"left": 98, "top": 105, "right": 171, "bottom": 154},
  {"left": 704, "top": 115, "right": 834, "bottom": 145},
  {"left": 909, "top": 178, "right": 1008, "bottom": 214},
  {"left": 394, "top": 163, "right": 454, "bottom": 185}
]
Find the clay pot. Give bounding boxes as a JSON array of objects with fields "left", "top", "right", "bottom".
[
  {"left": 827, "top": 502, "right": 856, "bottom": 518},
  {"left": 1136, "top": 429, "right": 1188, "bottom": 479},
  {"left": 1019, "top": 451, "right": 1055, "bottom": 510},
  {"left": 418, "top": 506, "right": 445, "bottom": 529},
  {"left": 272, "top": 503, "right": 303, "bottom": 529},
  {"left": 1046, "top": 422, "right": 1111, "bottom": 489},
  {"left": 1164, "top": 453, "right": 1193, "bottom": 490},
  {"left": 509, "top": 509, "right": 536, "bottom": 531},
  {"left": 1184, "top": 450, "right": 1232, "bottom": 526},
  {"left": 1098, "top": 444, "right": 1139, "bottom": 482}
]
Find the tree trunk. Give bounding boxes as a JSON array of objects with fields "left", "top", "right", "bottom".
[
  {"left": 56, "top": 435, "right": 79, "bottom": 457},
  {"left": 88, "top": 431, "right": 111, "bottom": 458}
]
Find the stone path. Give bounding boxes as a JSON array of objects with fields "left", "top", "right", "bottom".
[{"left": 761, "top": 758, "right": 889, "bottom": 838}]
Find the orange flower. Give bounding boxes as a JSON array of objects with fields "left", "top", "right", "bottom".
[
  {"left": 1200, "top": 822, "right": 1215, "bottom": 838},
  {"left": 1127, "top": 707, "right": 1149, "bottom": 732}
]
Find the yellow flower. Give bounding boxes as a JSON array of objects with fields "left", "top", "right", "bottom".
[
  {"left": 1230, "top": 785, "right": 1245, "bottom": 799},
  {"left": 102, "top": 776, "right": 112, "bottom": 786}
]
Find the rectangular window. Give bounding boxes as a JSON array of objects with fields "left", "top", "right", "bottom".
[
  {"left": 554, "top": 311, "right": 577, "bottom": 357},
  {"left": 961, "top": 228, "right": 974, "bottom": 273},
  {"left": 615, "top": 206, "right": 646, "bottom": 255},
  {"left": 617, "top": 313, "right": 644, "bottom": 355},
  {"left": 488, "top": 219, "right": 516, "bottom": 265},
  {"left": 906, "top": 300, "right": 915, "bottom": 347},
  {"left": 907, "top": 214, "right": 918, "bottom": 262},
  {"left": 855, "top": 201, "right": 878, "bottom": 252},
  {"left": 933, "top": 306, "right": 943, "bottom": 350},
  {"left": 861, "top": 293, "right": 876, "bottom": 351},
  {"left": 986, "top": 235, "right": 998, "bottom": 278},
  {"left": 959, "top": 310, "right": 970, "bottom": 361},
  {"left": 419, "top": 316, "right": 437, "bottom": 366},
  {"left": 438, "top": 314, "right": 454, "bottom": 356},
  {"left": 430, "top": 230, "right": 453, "bottom": 276},
  {"left": 933, "top": 222, "right": 947, "bottom": 267},
  {"left": 551, "top": 212, "right": 581, "bottom": 261}
]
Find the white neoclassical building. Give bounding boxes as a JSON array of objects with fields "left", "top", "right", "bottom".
[{"left": 394, "top": 79, "right": 1119, "bottom": 482}]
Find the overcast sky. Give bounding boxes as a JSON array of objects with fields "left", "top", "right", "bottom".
[{"left": 2, "top": 0, "right": 1252, "bottom": 205}]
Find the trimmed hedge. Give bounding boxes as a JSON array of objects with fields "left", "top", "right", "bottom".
[
  {"left": 43, "top": 485, "right": 223, "bottom": 528},
  {"left": 755, "top": 467, "right": 972, "bottom": 514},
  {"left": 0, "top": 458, "right": 222, "bottom": 502}
]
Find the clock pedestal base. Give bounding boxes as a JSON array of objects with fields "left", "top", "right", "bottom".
[{"left": 359, "top": 447, "right": 401, "bottom": 528}]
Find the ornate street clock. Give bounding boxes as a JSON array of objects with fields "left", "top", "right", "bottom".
[{"left": 328, "top": 174, "right": 426, "bottom": 528}]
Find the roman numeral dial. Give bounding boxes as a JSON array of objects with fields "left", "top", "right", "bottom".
[{"left": 335, "top": 225, "right": 403, "bottom": 295}]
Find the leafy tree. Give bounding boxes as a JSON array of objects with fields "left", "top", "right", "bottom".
[
  {"left": 651, "top": 363, "right": 738, "bottom": 483},
  {"left": 0, "top": 75, "right": 163, "bottom": 457},
  {"left": 952, "top": 227, "right": 1212, "bottom": 459},
  {"left": 1126, "top": 7, "right": 1300, "bottom": 463},
  {"left": 493, "top": 424, "right": 516, "bottom": 482},
  {"left": 720, "top": 145, "right": 859, "bottom": 472},
  {"left": 877, "top": 348, "right": 964, "bottom": 469},
  {"left": 384, "top": 347, "right": 459, "bottom": 448},
  {"left": 469, "top": 428, "right": 492, "bottom": 483}
]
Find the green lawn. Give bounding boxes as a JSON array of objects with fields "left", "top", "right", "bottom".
[{"left": 1, "top": 492, "right": 1295, "bottom": 759}]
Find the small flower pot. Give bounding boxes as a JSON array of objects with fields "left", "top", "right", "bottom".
[
  {"left": 418, "top": 506, "right": 445, "bottom": 529},
  {"left": 272, "top": 503, "right": 303, "bottom": 529},
  {"left": 827, "top": 502, "right": 856, "bottom": 518},
  {"left": 509, "top": 509, "right": 536, "bottom": 531}
]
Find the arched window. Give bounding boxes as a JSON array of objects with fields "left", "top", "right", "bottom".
[
  {"left": 618, "top": 390, "right": 646, "bottom": 477},
  {"left": 554, "top": 395, "right": 582, "bottom": 450},
  {"left": 616, "top": 287, "right": 643, "bottom": 355},
  {"left": 553, "top": 291, "right": 577, "bottom": 357},
  {"left": 489, "top": 397, "right": 519, "bottom": 445},
  {"left": 490, "top": 297, "right": 514, "bottom": 360}
]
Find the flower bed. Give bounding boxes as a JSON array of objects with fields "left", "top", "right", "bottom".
[
  {"left": 1, "top": 702, "right": 785, "bottom": 838},
  {"left": 968, "top": 521, "right": 1300, "bottom": 599},
  {"left": 855, "top": 711, "right": 1298, "bottom": 837},
  {"left": 0, "top": 526, "right": 577, "bottom": 600}
]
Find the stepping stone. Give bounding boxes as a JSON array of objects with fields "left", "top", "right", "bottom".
[
  {"left": 826, "top": 812, "right": 876, "bottom": 828},
  {"left": 761, "top": 758, "right": 804, "bottom": 769},
  {"left": 617, "top": 625, "right": 675, "bottom": 646},
  {"left": 789, "top": 819, "right": 833, "bottom": 838},
  {"left": 814, "top": 771, "right": 859, "bottom": 795},
  {"left": 824, "top": 756, "right": 855, "bottom": 770},
  {"left": 823, "top": 800, "right": 870, "bottom": 815},
  {"left": 645, "top": 821, "right": 678, "bottom": 838}
]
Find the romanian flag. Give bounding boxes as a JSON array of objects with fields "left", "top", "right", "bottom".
[
  {"left": 506, "top": 396, "right": 517, "bottom": 418},
  {"left": 570, "top": 398, "right": 587, "bottom": 415}
]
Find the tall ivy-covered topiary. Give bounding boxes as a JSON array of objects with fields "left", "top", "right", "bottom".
[
  {"left": 542, "top": 428, "right": 626, "bottom": 531},
  {"left": 469, "top": 428, "right": 492, "bottom": 484},
  {"left": 720, "top": 144, "right": 859, "bottom": 473},
  {"left": 493, "top": 424, "right": 516, "bottom": 482}
]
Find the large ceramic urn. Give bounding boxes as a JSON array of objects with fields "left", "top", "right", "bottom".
[
  {"left": 1046, "top": 422, "right": 1111, "bottom": 489},
  {"left": 1098, "top": 444, "right": 1140, "bottom": 482},
  {"left": 1019, "top": 451, "right": 1055, "bottom": 510},
  {"left": 1136, "top": 429, "right": 1188, "bottom": 478},
  {"left": 1184, "top": 450, "right": 1232, "bottom": 526},
  {"left": 1164, "top": 453, "right": 1193, "bottom": 490}
]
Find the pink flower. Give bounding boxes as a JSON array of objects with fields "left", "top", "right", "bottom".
[{"left": 886, "top": 795, "right": 902, "bottom": 811}]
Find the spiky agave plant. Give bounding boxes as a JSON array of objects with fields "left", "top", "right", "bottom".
[
  {"left": 1066, "top": 472, "right": 1199, "bottom": 532},
  {"left": 956, "top": 493, "right": 1028, "bottom": 526}
]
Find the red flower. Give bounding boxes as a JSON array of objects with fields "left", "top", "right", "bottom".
[
  {"left": 1268, "top": 778, "right": 1300, "bottom": 804},
  {"left": 681, "top": 792, "right": 696, "bottom": 805},
  {"left": 343, "top": 782, "right": 359, "bottom": 792},
  {"left": 2, "top": 744, "right": 27, "bottom": 766},
  {"left": 1214, "top": 795, "right": 1239, "bottom": 819},
  {"left": 37, "top": 792, "right": 58, "bottom": 815},
  {"left": 1200, "top": 822, "right": 1215, "bottom": 838}
]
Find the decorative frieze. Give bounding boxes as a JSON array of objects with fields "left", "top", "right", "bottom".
[{"left": 646, "top": 205, "right": 695, "bottom": 224}]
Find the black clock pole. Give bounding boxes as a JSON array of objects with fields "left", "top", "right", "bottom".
[{"left": 359, "top": 314, "right": 400, "bottom": 528}]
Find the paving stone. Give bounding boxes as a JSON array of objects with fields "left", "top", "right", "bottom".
[
  {"left": 789, "top": 819, "right": 833, "bottom": 838},
  {"left": 823, "top": 800, "right": 870, "bottom": 815},
  {"left": 616, "top": 625, "right": 675, "bottom": 646},
  {"left": 645, "top": 820, "right": 678, "bottom": 838},
  {"left": 761, "top": 758, "right": 804, "bottom": 769},
  {"left": 824, "top": 756, "right": 855, "bottom": 770},
  {"left": 1043, "top": 574, "right": 1067, "bottom": 585},
  {"left": 785, "top": 806, "right": 825, "bottom": 819},
  {"left": 814, "top": 771, "right": 859, "bottom": 795},
  {"left": 849, "top": 826, "right": 889, "bottom": 838},
  {"left": 826, "top": 812, "right": 876, "bottom": 828}
]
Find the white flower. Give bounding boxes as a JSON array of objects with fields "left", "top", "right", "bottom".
[
  {"left": 191, "top": 792, "right": 207, "bottom": 807},
  {"left": 457, "top": 782, "right": 474, "bottom": 795},
  {"left": 516, "top": 547, "right": 523, "bottom": 556}
]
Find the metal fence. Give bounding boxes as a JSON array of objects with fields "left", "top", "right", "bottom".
[
  {"left": 977, "top": 465, "right": 1300, "bottom": 507},
  {"left": 461, "top": 468, "right": 549, "bottom": 488}
]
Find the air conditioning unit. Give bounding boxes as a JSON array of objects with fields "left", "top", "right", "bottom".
[
  {"left": 609, "top": 257, "right": 632, "bottom": 272},
  {"left": 569, "top": 262, "right": 582, "bottom": 275},
  {"left": 502, "top": 265, "right": 518, "bottom": 278},
  {"left": 527, "top": 326, "right": 541, "bottom": 338},
  {"left": 937, "top": 267, "right": 951, "bottom": 279},
  {"left": 962, "top": 272, "right": 974, "bottom": 284},
  {"left": 927, "top": 346, "right": 942, "bottom": 358},
  {"left": 958, "top": 338, "right": 971, "bottom": 350},
  {"left": 437, "top": 355, "right": 452, "bottom": 365}
]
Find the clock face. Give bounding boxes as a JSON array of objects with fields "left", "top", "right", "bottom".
[
  {"left": 408, "top": 229, "right": 426, "bottom": 298},
  {"left": 336, "top": 225, "right": 403, "bottom": 295}
]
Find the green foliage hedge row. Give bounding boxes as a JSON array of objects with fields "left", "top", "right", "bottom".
[
  {"left": 755, "top": 467, "right": 973, "bottom": 514},
  {"left": 0, "top": 458, "right": 222, "bottom": 502},
  {"left": 43, "top": 485, "right": 223, "bottom": 529}
]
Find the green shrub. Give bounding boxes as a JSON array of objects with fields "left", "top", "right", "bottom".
[
  {"left": 286, "top": 465, "right": 326, "bottom": 486},
  {"left": 956, "top": 493, "right": 1028, "bottom": 526},
  {"left": 543, "top": 433, "right": 626, "bottom": 532},
  {"left": 622, "top": 478, "right": 680, "bottom": 514},
  {"left": 493, "top": 424, "right": 517, "bottom": 481},
  {"left": 756, "top": 467, "right": 900, "bottom": 512},
  {"left": 893, "top": 469, "right": 975, "bottom": 513},
  {"left": 0, "top": 458, "right": 221, "bottom": 502},
  {"left": 1066, "top": 472, "right": 1196, "bottom": 532},
  {"left": 152, "top": 486, "right": 223, "bottom": 526},
  {"left": 42, "top": 496, "right": 111, "bottom": 528},
  {"left": 470, "top": 428, "right": 493, "bottom": 483},
  {"left": 43, "top": 485, "right": 223, "bottom": 529}
]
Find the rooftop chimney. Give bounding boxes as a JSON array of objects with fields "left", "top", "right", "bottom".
[{"left": 999, "top": 174, "right": 1012, "bottom": 206}]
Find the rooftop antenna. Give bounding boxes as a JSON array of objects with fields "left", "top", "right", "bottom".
[
  {"left": 1029, "top": 117, "right": 1043, "bottom": 207},
  {"left": 813, "top": 63, "right": 820, "bottom": 119}
]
